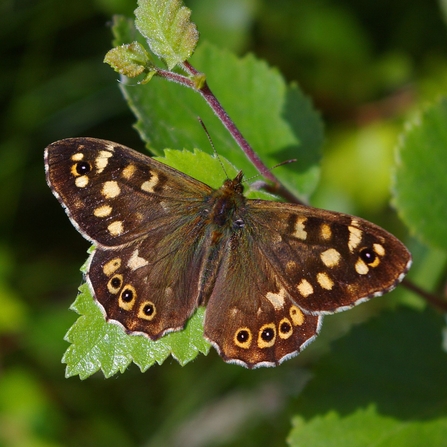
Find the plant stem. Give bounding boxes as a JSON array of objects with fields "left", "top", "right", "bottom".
[
  {"left": 401, "top": 278, "right": 447, "bottom": 312},
  {"left": 155, "top": 63, "right": 303, "bottom": 204}
]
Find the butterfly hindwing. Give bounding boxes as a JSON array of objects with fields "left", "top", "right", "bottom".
[
  {"left": 203, "top": 231, "right": 323, "bottom": 368},
  {"left": 89, "top": 237, "right": 205, "bottom": 339}
]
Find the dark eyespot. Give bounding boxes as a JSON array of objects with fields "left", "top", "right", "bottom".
[
  {"left": 280, "top": 321, "right": 292, "bottom": 334},
  {"left": 261, "top": 327, "right": 275, "bottom": 342},
  {"left": 121, "top": 288, "right": 134, "bottom": 303},
  {"left": 360, "top": 248, "right": 377, "bottom": 265},
  {"left": 110, "top": 276, "right": 122, "bottom": 289},
  {"left": 143, "top": 303, "right": 154, "bottom": 316},
  {"left": 76, "top": 161, "right": 91, "bottom": 175},
  {"left": 237, "top": 329, "right": 250, "bottom": 343}
]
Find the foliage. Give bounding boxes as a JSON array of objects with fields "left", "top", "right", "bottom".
[
  {"left": 1, "top": 0, "right": 447, "bottom": 446},
  {"left": 394, "top": 97, "right": 447, "bottom": 250}
]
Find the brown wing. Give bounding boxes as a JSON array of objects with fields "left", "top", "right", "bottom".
[
  {"left": 245, "top": 201, "right": 412, "bottom": 314},
  {"left": 45, "top": 137, "right": 212, "bottom": 248},
  {"left": 203, "top": 199, "right": 410, "bottom": 368},
  {"left": 46, "top": 137, "right": 213, "bottom": 339},
  {"left": 87, "top": 207, "right": 211, "bottom": 339},
  {"left": 203, "top": 231, "right": 322, "bottom": 368}
]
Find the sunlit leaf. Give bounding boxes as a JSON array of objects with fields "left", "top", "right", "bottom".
[{"left": 135, "top": 0, "right": 198, "bottom": 70}]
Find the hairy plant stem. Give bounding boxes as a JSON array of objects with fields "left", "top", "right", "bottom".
[{"left": 155, "top": 63, "right": 303, "bottom": 204}]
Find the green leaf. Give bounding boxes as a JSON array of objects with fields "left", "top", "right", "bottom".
[
  {"left": 156, "top": 148, "right": 238, "bottom": 188},
  {"left": 63, "top": 283, "right": 209, "bottom": 379},
  {"left": 393, "top": 97, "right": 447, "bottom": 250},
  {"left": 104, "top": 42, "right": 154, "bottom": 79},
  {"left": 288, "top": 308, "right": 447, "bottom": 446},
  {"left": 290, "top": 407, "right": 447, "bottom": 447},
  {"left": 109, "top": 29, "right": 323, "bottom": 199},
  {"left": 135, "top": 0, "right": 198, "bottom": 70}
]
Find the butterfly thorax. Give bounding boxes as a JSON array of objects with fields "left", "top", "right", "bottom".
[{"left": 206, "top": 171, "right": 245, "bottom": 230}]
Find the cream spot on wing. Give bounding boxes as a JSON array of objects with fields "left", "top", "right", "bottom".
[
  {"left": 102, "top": 142, "right": 115, "bottom": 152},
  {"left": 133, "top": 212, "right": 143, "bottom": 224},
  {"left": 95, "top": 150, "right": 113, "bottom": 173},
  {"left": 355, "top": 259, "right": 369, "bottom": 275},
  {"left": 122, "top": 164, "right": 136, "bottom": 179},
  {"left": 290, "top": 305, "right": 305, "bottom": 326},
  {"left": 72, "top": 198, "right": 83, "bottom": 209},
  {"left": 103, "top": 258, "right": 121, "bottom": 276},
  {"left": 71, "top": 152, "right": 84, "bottom": 161},
  {"left": 266, "top": 288, "right": 286, "bottom": 310},
  {"left": 127, "top": 249, "right": 149, "bottom": 271},
  {"left": 102, "top": 181, "right": 120, "bottom": 199},
  {"left": 317, "top": 272, "right": 334, "bottom": 290},
  {"left": 75, "top": 175, "right": 89, "bottom": 188},
  {"left": 373, "top": 243, "right": 385, "bottom": 256},
  {"left": 293, "top": 217, "right": 307, "bottom": 240},
  {"left": 348, "top": 225, "right": 363, "bottom": 252},
  {"left": 320, "top": 248, "right": 341, "bottom": 268},
  {"left": 297, "top": 279, "right": 314, "bottom": 297},
  {"left": 320, "top": 223, "right": 332, "bottom": 240},
  {"left": 94, "top": 205, "right": 112, "bottom": 217},
  {"left": 108, "top": 221, "right": 123, "bottom": 236},
  {"left": 141, "top": 172, "right": 159, "bottom": 193}
]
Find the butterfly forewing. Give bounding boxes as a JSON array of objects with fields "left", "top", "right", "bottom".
[
  {"left": 45, "top": 138, "right": 212, "bottom": 248},
  {"left": 45, "top": 137, "right": 411, "bottom": 369},
  {"left": 246, "top": 203, "right": 412, "bottom": 314}
]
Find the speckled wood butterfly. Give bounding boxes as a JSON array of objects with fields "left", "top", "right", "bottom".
[{"left": 45, "top": 137, "right": 411, "bottom": 368}]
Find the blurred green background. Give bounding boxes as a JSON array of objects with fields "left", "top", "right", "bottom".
[{"left": 1, "top": 0, "right": 447, "bottom": 446}]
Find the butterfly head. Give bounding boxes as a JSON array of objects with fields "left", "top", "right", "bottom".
[{"left": 222, "top": 171, "right": 244, "bottom": 195}]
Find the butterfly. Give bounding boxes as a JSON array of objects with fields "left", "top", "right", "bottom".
[{"left": 45, "top": 137, "right": 411, "bottom": 368}]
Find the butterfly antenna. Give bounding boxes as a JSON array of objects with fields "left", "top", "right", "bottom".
[
  {"left": 198, "top": 117, "right": 229, "bottom": 179},
  {"left": 271, "top": 159, "right": 297, "bottom": 169},
  {"left": 245, "top": 158, "right": 298, "bottom": 191},
  {"left": 246, "top": 158, "right": 298, "bottom": 182}
]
